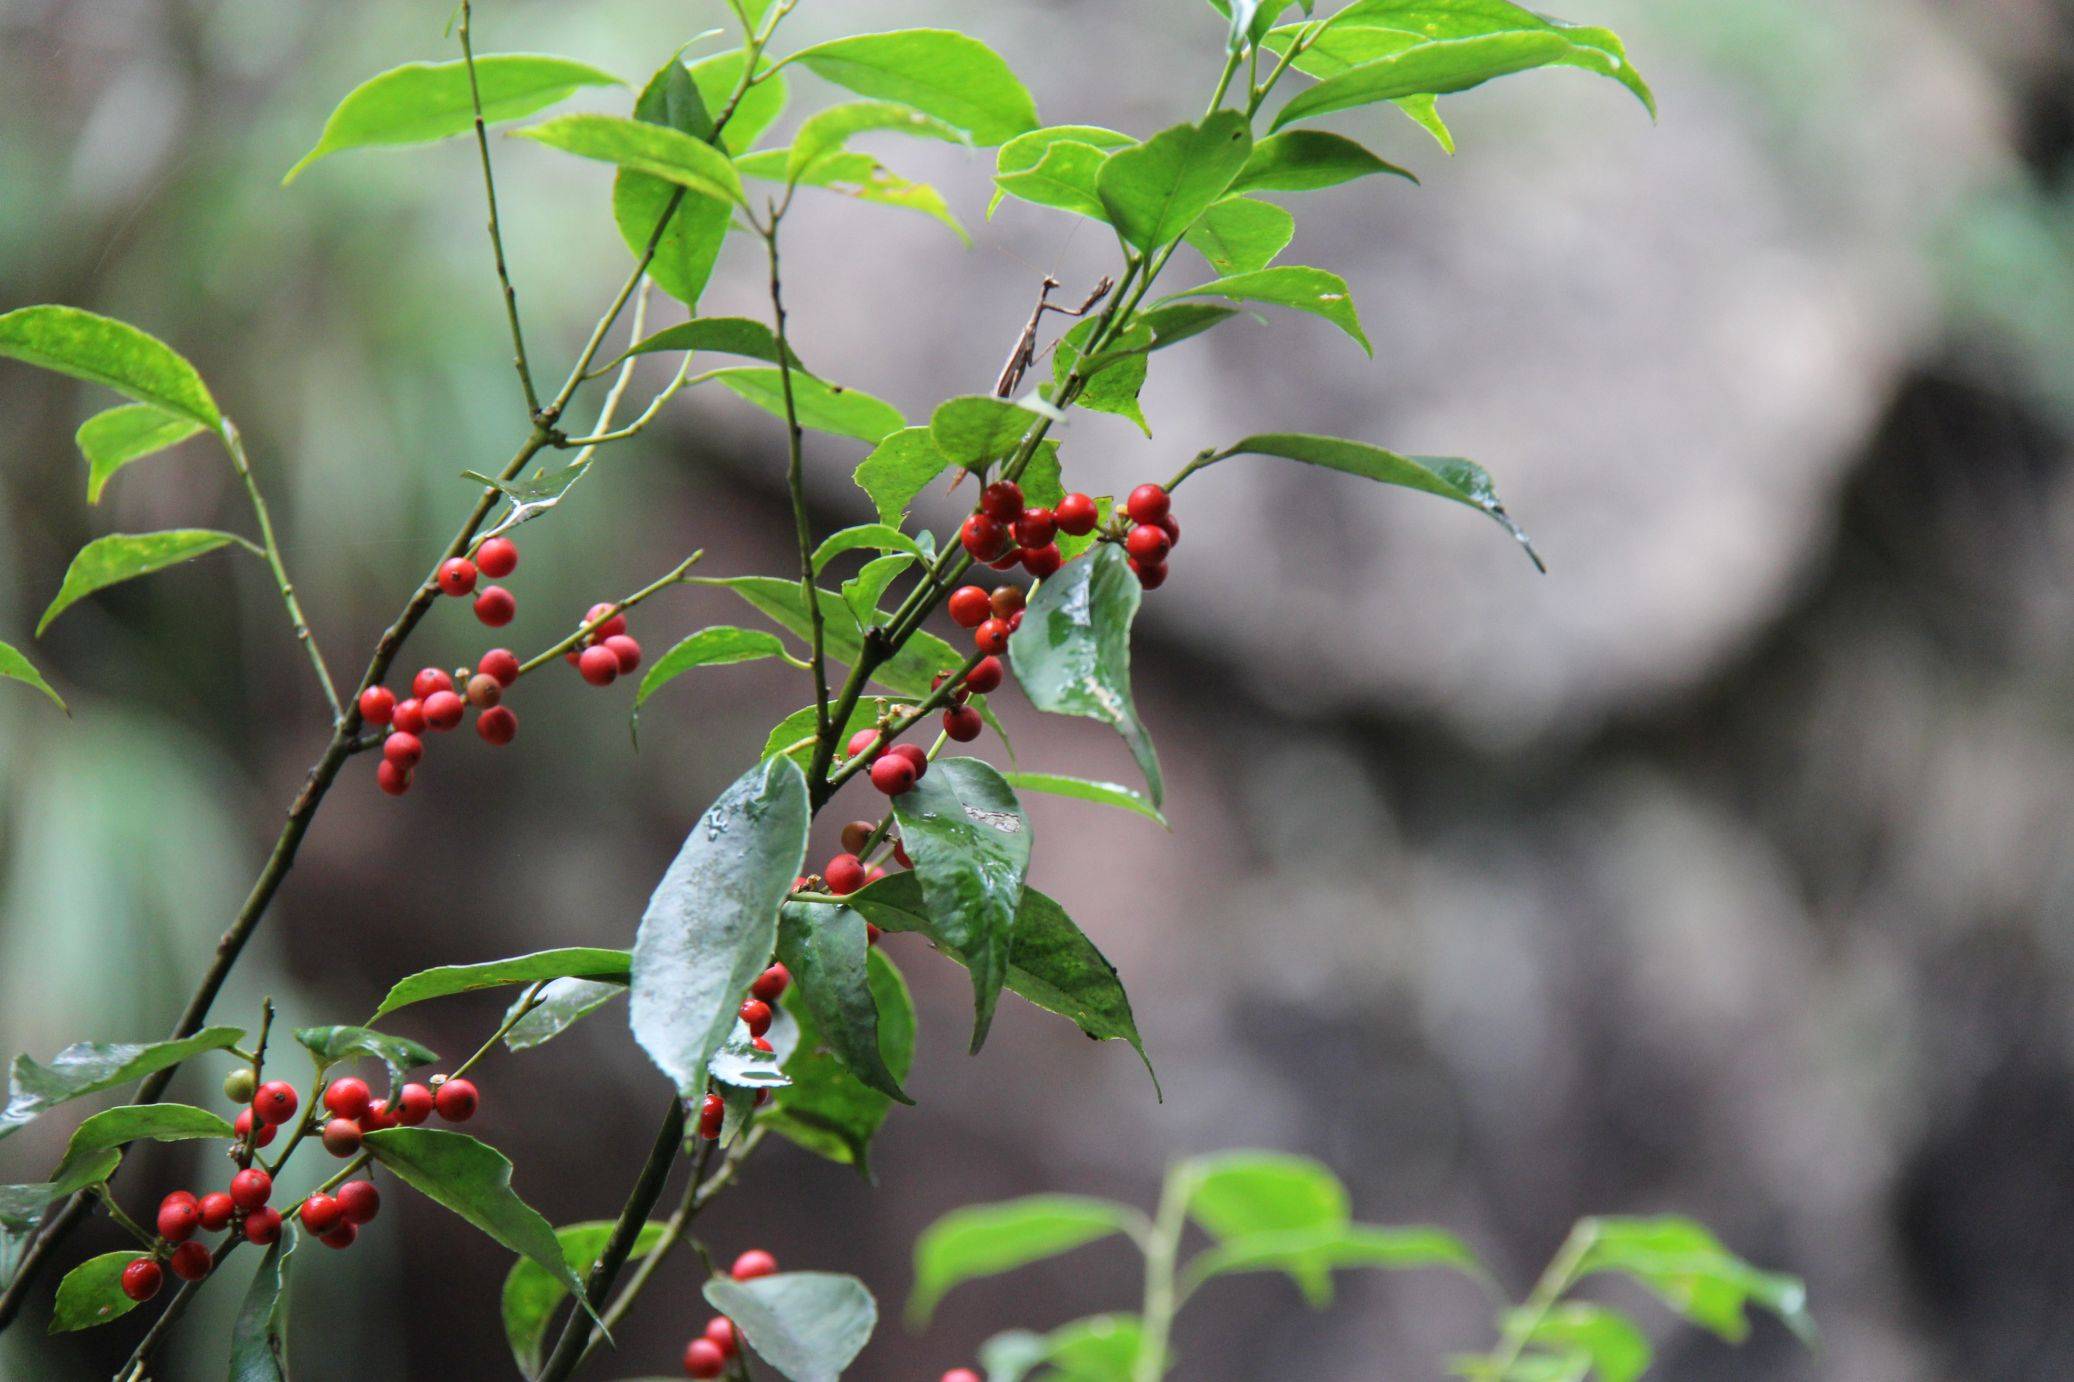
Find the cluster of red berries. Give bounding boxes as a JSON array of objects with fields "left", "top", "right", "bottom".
[
  {"left": 562, "top": 602, "right": 644, "bottom": 688},
  {"left": 947, "top": 581, "right": 1026, "bottom": 695},
  {"left": 435, "top": 534, "right": 521, "bottom": 626},
  {"left": 694, "top": 963, "right": 792, "bottom": 1140},
  {"left": 680, "top": 1250, "right": 778, "bottom": 1377},
  {"left": 1115, "top": 483, "right": 1180, "bottom": 589},
  {"left": 959, "top": 478, "right": 1091, "bottom": 579},
  {"left": 361, "top": 654, "right": 521, "bottom": 796},
  {"left": 119, "top": 1171, "right": 386, "bottom": 1303}
]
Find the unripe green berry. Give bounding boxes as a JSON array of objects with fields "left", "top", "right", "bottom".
[{"left": 223, "top": 1068, "right": 257, "bottom": 1105}]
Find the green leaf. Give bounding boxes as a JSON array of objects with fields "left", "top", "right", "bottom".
[
  {"left": 843, "top": 554, "right": 916, "bottom": 633},
  {"left": 1097, "top": 111, "right": 1253, "bottom": 252},
  {"left": 0, "top": 640, "right": 64, "bottom": 714},
  {"left": 775, "top": 905, "right": 909, "bottom": 1103},
  {"left": 0, "top": 305, "right": 219, "bottom": 427},
  {"left": 1230, "top": 129, "right": 1412, "bottom": 194},
  {"left": 75, "top": 404, "right": 204, "bottom": 505},
  {"left": 909, "top": 1195, "right": 1141, "bottom": 1327},
  {"left": 1159, "top": 265, "right": 1369, "bottom": 353},
  {"left": 370, "top": 948, "right": 631, "bottom": 1020},
  {"left": 991, "top": 128, "right": 1131, "bottom": 221},
  {"left": 695, "top": 49, "right": 788, "bottom": 153},
  {"left": 854, "top": 427, "right": 951, "bottom": 525},
  {"left": 516, "top": 112, "right": 745, "bottom": 205},
  {"left": 624, "top": 317, "right": 802, "bottom": 369},
  {"left": 37, "top": 530, "right": 251, "bottom": 637},
  {"left": 229, "top": 1234, "right": 296, "bottom": 1381},
  {"left": 1184, "top": 1150, "right": 1348, "bottom": 1239},
  {"left": 889, "top": 758, "right": 1032, "bottom": 1051},
  {"left": 617, "top": 53, "right": 733, "bottom": 310},
  {"left": 1182, "top": 1224, "right": 1485, "bottom": 1303},
  {"left": 930, "top": 395, "right": 1050, "bottom": 469},
  {"left": 982, "top": 1314, "right": 1145, "bottom": 1382},
  {"left": 292, "top": 1025, "right": 438, "bottom": 1091},
  {"left": 2, "top": 1182, "right": 54, "bottom": 1289},
  {"left": 738, "top": 148, "right": 968, "bottom": 242},
  {"left": 0, "top": 1027, "right": 242, "bottom": 1142},
  {"left": 49, "top": 1251, "right": 142, "bottom": 1333},
  {"left": 503, "top": 979, "right": 625, "bottom": 1053},
  {"left": 1200, "top": 433, "right": 1542, "bottom": 569},
  {"left": 1008, "top": 544, "right": 1162, "bottom": 806},
  {"left": 759, "top": 700, "right": 883, "bottom": 770},
  {"left": 1578, "top": 1216, "right": 1815, "bottom": 1347},
  {"left": 710, "top": 575, "right": 971, "bottom": 702},
  {"left": 812, "top": 524, "right": 925, "bottom": 573},
  {"left": 765, "top": 946, "right": 915, "bottom": 1171},
  {"left": 284, "top": 54, "right": 622, "bottom": 182},
  {"left": 1184, "top": 196, "right": 1295, "bottom": 276},
  {"left": 1051, "top": 317, "right": 1148, "bottom": 435},
  {"left": 704, "top": 1272, "right": 877, "bottom": 1382},
  {"left": 502, "top": 1219, "right": 668, "bottom": 1376},
  {"left": 362, "top": 1128, "right": 586, "bottom": 1303},
  {"left": 630, "top": 757, "right": 810, "bottom": 1098},
  {"left": 47, "top": 1104, "right": 234, "bottom": 1196},
  {"left": 1324, "top": 2, "right": 1652, "bottom": 113},
  {"left": 635, "top": 626, "right": 792, "bottom": 715},
  {"left": 790, "top": 100, "right": 967, "bottom": 183},
  {"left": 709, "top": 366, "right": 906, "bottom": 445},
  {"left": 788, "top": 29, "right": 1038, "bottom": 145},
  {"left": 998, "top": 773, "right": 1166, "bottom": 828},
  {"left": 1503, "top": 1303, "right": 1652, "bottom": 1382}
]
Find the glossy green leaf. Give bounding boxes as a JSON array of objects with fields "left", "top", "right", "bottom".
[
  {"left": 760, "top": 700, "right": 884, "bottom": 770},
  {"left": 229, "top": 1234, "right": 295, "bottom": 1381},
  {"left": 0, "top": 1027, "right": 242, "bottom": 1142},
  {"left": 502, "top": 1219, "right": 667, "bottom": 1376},
  {"left": 1159, "top": 265, "right": 1369, "bottom": 353},
  {"left": 0, "top": 305, "right": 219, "bottom": 427},
  {"left": 1097, "top": 111, "right": 1253, "bottom": 252},
  {"left": 285, "top": 54, "right": 621, "bottom": 182},
  {"left": 363, "top": 1128, "right": 586, "bottom": 1302},
  {"left": 812, "top": 524, "right": 925, "bottom": 573},
  {"left": 694, "top": 48, "right": 788, "bottom": 153},
  {"left": 617, "top": 53, "right": 732, "bottom": 310},
  {"left": 37, "top": 530, "right": 251, "bottom": 637},
  {"left": 630, "top": 757, "right": 810, "bottom": 1097},
  {"left": 765, "top": 946, "right": 914, "bottom": 1171},
  {"left": 710, "top": 575, "right": 970, "bottom": 701},
  {"left": 790, "top": 100, "right": 966, "bottom": 183},
  {"left": 503, "top": 979, "right": 625, "bottom": 1053},
  {"left": 1182, "top": 1224, "right": 1484, "bottom": 1303},
  {"left": 49, "top": 1251, "right": 142, "bottom": 1333},
  {"left": 909, "top": 1195, "right": 1141, "bottom": 1327},
  {"left": 1199, "top": 433, "right": 1542, "bottom": 569},
  {"left": 789, "top": 29, "right": 1037, "bottom": 145},
  {"left": 981, "top": 1314, "right": 1144, "bottom": 1382},
  {"left": 75, "top": 404, "right": 204, "bottom": 505},
  {"left": 930, "top": 395, "right": 1050, "bottom": 469},
  {"left": 890, "top": 757, "right": 1031, "bottom": 1051},
  {"left": 1230, "top": 129, "right": 1412, "bottom": 194},
  {"left": 1579, "top": 1217, "right": 1815, "bottom": 1347},
  {"left": 1008, "top": 544, "right": 1161, "bottom": 805},
  {"left": 0, "top": 641, "right": 64, "bottom": 713},
  {"left": 843, "top": 554, "right": 915, "bottom": 632},
  {"left": 2, "top": 1183, "right": 53, "bottom": 1289},
  {"left": 738, "top": 147, "right": 968, "bottom": 242},
  {"left": 370, "top": 948, "right": 631, "bottom": 1020},
  {"left": 1184, "top": 196, "right": 1295, "bottom": 276},
  {"left": 992, "top": 128, "right": 1130, "bottom": 221},
  {"left": 1004, "top": 771, "right": 1166, "bottom": 828},
  {"left": 47, "top": 1104, "right": 233, "bottom": 1195},
  {"left": 293, "top": 1025, "right": 437, "bottom": 1091},
  {"left": 775, "top": 904, "right": 909, "bottom": 1103},
  {"left": 635, "top": 626, "right": 791, "bottom": 715},
  {"left": 854, "top": 427, "right": 951, "bottom": 525},
  {"left": 1319, "top": 1, "right": 1652, "bottom": 113},
  {"left": 709, "top": 366, "right": 906, "bottom": 445},
  {"left": 704, "top": 1272, "right": 877, "bottom": 1382},
  {"left": 624, "top": 316, "right": 801, "bottom": 369},
  {"left": 516, "top": 112, "right": 744, "bottom": 204}
]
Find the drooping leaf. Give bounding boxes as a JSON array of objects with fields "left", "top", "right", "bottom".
[
  {"left": 1159, "top": 265, "right": 1369, "bottom": 353},
  {"left": 515, "top": 112, "right": 745, "bottom": 205},
  {"left": 284, "top": 54, "right": 622, "bottom": 182},
  {"left": 854, "top": 427, "right": 951, "bottom": 525},
  {"left": 1578, "top": 1217, "right": 1816, "bottom": 1347},
  {"left": 629, "top": 757, "right": 810, "bottom": 1097},
  {"left": 1096, "top": 111, "right": 1253, "bottom": 252},
  {"left": 0, "top": 305, "right": 219, "bottom": 427},
  {"left": 1000, "top": 772, "right": 1166, "bottom": 828},
  {"left": 1007, "top": 544, "right": 1162, "bottom": 805},
  {"left": 789, "top": 100, "right": 967, "bottom": 184},
  {"left": 292, "top": 1026, "right": 438, "bottom": 1092},
  {"left": 1229, "top": 129, "right": 1412, "bottom": 194},
  {"left": 764, "top": 946, "right": 915, "bottom": 1171},
  {"left": 788, "top": 29, "right": 1038, "bottom": 145},
  {"left": 1197, "top": 433, "right": 1542, "bottom": 569},
  {"left": 703, "top": 1271, "right": 878, "bottom": 1382},
  {"left": 0, "top": 641, "right": 65, "bottom": 713},
  {"left": 930, "top": 395, "right": 1049, "bottom": 469},
  {"left": 370, "top": 948, "right": 631, "bottom": 1020},
  {"left": 991, "top": 128, "right": 1130, "bottom": 222},
  {"left": 46, "top": 1104, "right": 234, "bottom": 1196},
  {"left": 229, "top": 1234, "right": 296, "bottom": 1381},
  {"left": 889, "top": 757, "right": 1032, "bottom": 1051},
  {"left": 812, "top": 524, "right": 925, "bottom": 573},
  {"left": 1184, "top": 196, "right": 1295, "bottom": 276},
  {"left": 49, "top": 1251, "right": 143, "bottom": 1333},
  {"left": 1312, "top": 1, "right": 1653, "bottom": 115},
  {"left": 37, "top": 530, "right": 251, "bottom": 637},
  {"left": 709, "top": 366, "right": 906, "bottom": 445},
  {"left": 503, "top": 979, "right": 625, "bottom": 1053},
  {"left": 738, "top": 148, "right": 968, "bottom": 241},
  {"left": 0, "top": 1027, "right": 243, "bottom": 1142},
  {"left": 1051, "top": 318, "right": 1148, "bottom": 434},
  {"left": 624, "top": 317, "right": 802, "bottom": 369},
  {"left": 1181, "top": 1224, "right": 1485, "bottom": 1304},
  {"left": 502, "top": 1220, "right": 669, "bottom": 1377},
  {"left": 75, "top": 404, "right": 205, "bottom": 505},
  {"left": 775, "top": 904, "right": 909, "bottom": 1103},
  {"left": 843, "top": 554, "right": 916, "bottom": 633},
  {"left": 908, "top": 1195, "right": 1141, "bottom": 1327},
  {"left": 635, "top": 626, "right": 792, "bottom": 716},
  {"left": 362, "top": 1128, "right": 586, "bottom": 1301},
  {"left": 1177, "top": 1149, "right": 1350, "bottom": 1305}
]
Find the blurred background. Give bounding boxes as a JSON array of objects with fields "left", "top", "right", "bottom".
[{"left": 3, "top": 0, "right": 2071, "bottom": 1376}]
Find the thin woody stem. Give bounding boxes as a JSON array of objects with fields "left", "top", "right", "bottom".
[
  {"left": 222, "top": 422, "right": 342, "bottom": 719},
  {"left": 459, "top": 0, "right": 541, "bottom": 417},
  {"left": 762, "top": 218, "right": 832, "bottom": 747},
  {"left": 515, "top": 553, "right": 703, "bottom": 679}
]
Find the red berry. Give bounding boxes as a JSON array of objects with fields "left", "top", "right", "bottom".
[
  {"left": 974, "top": 618, "right": 1010, "bottom": 655},
  {"left": 964, "top": 657, "right": 1004, "bottom": 695},
  {"left": 839, "top": 820, "right": 874, "bottom": 854},
  {"left": 438, "top": 558, "right": 478, "bottom": 597},
  {"left": 739, "top": 998, "right": 773, "bottom": 1038},
  {"left": 697, "top": 1093, "right": 725, "bottom": 1141},
  {"left": 704, "top": 1316, "right": 740, "bottom": 1358},
  {"left": 730, "top": 1249, "right": 778, "bottom": 1281},
  {"left": 299, "top": 1194, "right": 343, "bottom": 1234},
  {"left": 988, "top": 550, "right": 1022, "bottom": 571},
  {"left": 233, "top": 1106, "right": 276, "bottom": 1148},
  {"left": 243, "top": 1207, "right": 283, "bottom": 1246},
  {"left": 866, "top": 923, "right": 883, "bottom": 946},
  {"left": 357, "top": 1099, "right": 398, "bottom": 1133},
  {"left": 474, "top": 585, "right": 517, "bottom": 627},
  {"left": 476, "top": 536, "right": 519, "bottom": 578},
  {"left": 337, "top": 1180, "right": 381, "bottom": 1225},
  {"left": 887, "top": 743, "right": 928, "bottom": 778},
  {"left": 376, "top": 758, "right": 411, "bottom": 796},
  {"left": 423, "top": 689, "right": 465, "bottom": 729},
  {"left": 1125, "top": 523, "right": 1171, "bottom": 564},
  {"left": 1159, "top": 513, "right": 1181, "bottom": 548},
  {"left": 392, "top": 697, "right": 427, "bottom": 734},
  {"left": 321, "top": 1222, "right": 358, "bottom": 1249},
  {"left": 1056, "top": 492, "right": 1099, "bottom": 535},
  {"left": 323, "top": 1077, "right": 371, "bottom": 1120},
  {"left": 989, "top": 586, "right": 1025, "bottom": 619},
  {"left": 943, "top": 705, "right": 983, "bottom": 742},
  {"left": 846, "top": 728, "right": 882, "bottom": 760},
  {"left": 1015, "top": 508, "right": 1056, "bottom": 547},
  {"left": 476, "top": 706, "right": 518, "bottom": 746},
  {"left": 253, "top": 1081, "right": 298, "bottom": 1126},
  {"left": 162, "top": 1190, "right": 198, "bottom": 1208},
  {"left": 943, "top": 1372, "right": 983, "bottom": 1382},
  {"left": 825, "top": 853, "right": 867, "bottom": 895},
  {"left": 603, "top": 634, "right": 642, "bottom": 673},
  {"left": 583, "top": 603, "right": 628, "bottom": 642},
  {"left": 156, "top": 1197, "right": 199, "bottom": 1242},
  {"left": 947, "top": 586, "right": 991, "bottom": 628},
  {"left": 751, "top": 964, "right": 790, "bottom": 1003},
  {"left": 466, "top": 672, "right": 503, "bottom": 708},
  {"left": 434, "top": 1077, "right": 479, "bottom": 1122},
  {"left": 413, "top": 668, "right": 454, "bottom": 700},
  {"left": 1007, "top": 610, "right": 1023, "bottom": 632},
  {"left": 383, "top": 731, "right": 424, "bottom": 769},
  {"left": 120, "top": 1258, "right": 162, "bottom": 1302},
  {"left": 197, "top": 1193, "right": 234, "bottom": 1231},
  {"left": 870, "top": 754, "right": 917, "bottom": 796},
  {"left": 358, "top": 686, "right": 396, "bottom": 726},
  {"left": 478, "top": 647, "right": 521, "bottom": 687},
  {"left": 684, "top": 1338, "right": 728, "bottom": 1379},
  {"left": 980, "top": 480, "right": 1024, "bottom": 521},
  {"left": 865, "top": 865, "right": 887, "bottom": 885},
  {"left": 230, "top": 1168, "right": 273, "bottom": 1210},
  {"left": 169, "top": 1241, "right": 212, "bottom": 1282},
  {"left": 751, "top": 1035, "right": 774, "bottom": 1054},
  {"left": 960, "top": 514, "right": 1011, "bottom": 561},
  {"left": 322, "top": 1119, "right": 364, "bottom": 1157},
  {"left": 1021, "top": 544, "right": 1062, "bottom": 579},
  {"left": 1130, "top": 557, "right": 1167, "bottom": 589},
  {"left": 1126, "top": 483, "right": 1170, "bottom": 525},
  {"left": 892, "top": 838, "right": 913, "bottom": 869},
  {"left": 395, "top": 1083, "right": 434, "bottom": 1126},
  {"left": 577, "top": 645, "right": 619, "bottom": 686}
]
